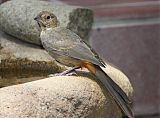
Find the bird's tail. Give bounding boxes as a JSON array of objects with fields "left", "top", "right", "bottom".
[{"left": 94, "top": 64, "right": 134, "bottom": 118}]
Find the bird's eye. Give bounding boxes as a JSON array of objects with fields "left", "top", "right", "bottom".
[{"left": 47, "top": 16, "right": 50, "bottom": 19}]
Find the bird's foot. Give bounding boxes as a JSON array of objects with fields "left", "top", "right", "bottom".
[
  {"left": 48, "top": 67, "right": 79, "bottom": 77},
  {"left": 48, "top": 71, "right": 77, "bottom": 77}
]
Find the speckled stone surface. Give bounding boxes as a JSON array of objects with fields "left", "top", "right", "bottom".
[
  {"left": 0, "top": 0, "right": 93, "bottom": 45},
  {"left": 0, "top": 76, "right": 110, "bottom": 118},
  {"left": 0, "top": 66, "right": 133, "bottom": 118}
]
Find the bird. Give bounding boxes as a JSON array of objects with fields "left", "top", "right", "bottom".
[{"left": 34, "top": 11, "right": 133, "bottom": 118}]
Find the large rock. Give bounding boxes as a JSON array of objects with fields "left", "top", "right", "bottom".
[
  {"left": 0, "top": 66, "right": 133, "bottom": 118},
  {"left": 0, "top": 0, "right": 93, "bottom": 45}
]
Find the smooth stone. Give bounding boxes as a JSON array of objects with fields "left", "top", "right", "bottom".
[
  {"left": 0, "top": 65, "right": 133, "bottom": 118},
  {"left": 0, "top": 0, "right": 93, "bottom": 45}
]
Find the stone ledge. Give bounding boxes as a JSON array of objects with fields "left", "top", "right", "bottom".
[{"left": 0, "top": 65, "right": 133, "bottom": 118}]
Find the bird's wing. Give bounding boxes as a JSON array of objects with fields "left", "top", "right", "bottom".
[{"left": 41, "top": 27, "right": 105, "bottom": 67}]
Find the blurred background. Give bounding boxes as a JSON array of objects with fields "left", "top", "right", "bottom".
[{"left": 0, "top": 0, "right": 160, "bottom": 118}]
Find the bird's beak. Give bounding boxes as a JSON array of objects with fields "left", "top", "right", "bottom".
[
  {"left": 34, "top": 16, "right": 41, "bottom": 22},
  {"left": 34, "top": 16, "right": 39, "bottom": 21}
]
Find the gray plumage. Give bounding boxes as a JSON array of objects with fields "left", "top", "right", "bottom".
[{"left": 40, "top": 27, "right": 105, "bottom": 67}]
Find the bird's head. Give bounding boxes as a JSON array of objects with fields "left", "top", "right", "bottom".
[{"left": 34, "top": 11, "right": 59, "bottom": 31}]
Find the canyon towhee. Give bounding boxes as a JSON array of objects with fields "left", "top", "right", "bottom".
[{"left": 34, "top": 11, "right": 133, "bottom": 118}]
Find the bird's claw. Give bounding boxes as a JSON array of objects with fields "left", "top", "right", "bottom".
[
  {"left": 65, "top": 71, "right": 77, "bottom": 76},
  {"left": 48, "top": 71, "right": 77, "bottom": 77}
]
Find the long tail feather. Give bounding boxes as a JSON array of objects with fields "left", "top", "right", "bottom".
[{"left": 94, "top": 65, "right": 134, "bottom": 118}]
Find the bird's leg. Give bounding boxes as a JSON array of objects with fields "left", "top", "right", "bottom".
[
  {"left": 49, "top": 67, "right": 80, "bottom": 77},
  {"left": 58, "top": 67, "right": 79, "bottom": 76}
]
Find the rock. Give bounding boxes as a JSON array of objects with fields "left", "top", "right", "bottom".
[
  {"left": 102, "top": 65, "right": 133, "bottom": 98},
  {"left": 0, "top": 0, "right": 93, "bottom": 45},
  {"left": 0, "top": 66, "right": 133, "bottom": 118}
]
